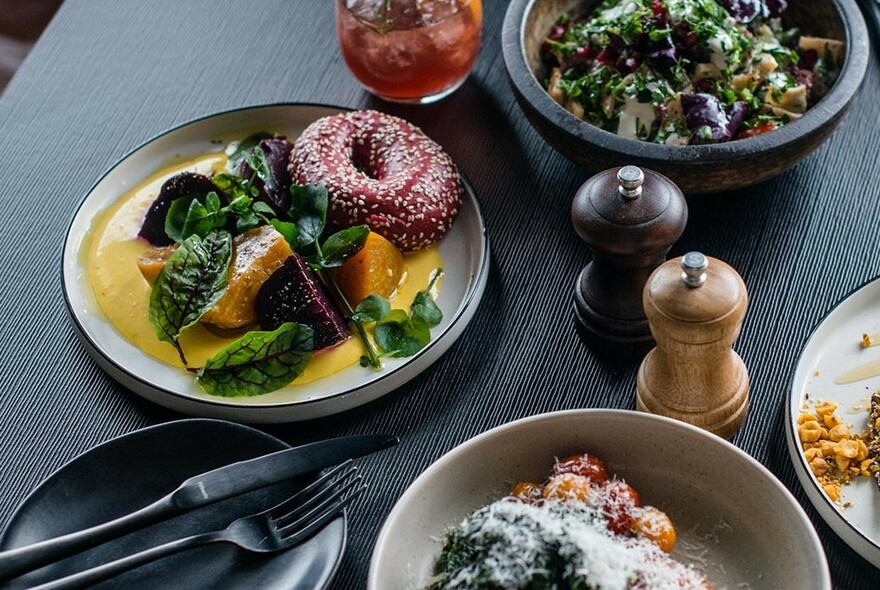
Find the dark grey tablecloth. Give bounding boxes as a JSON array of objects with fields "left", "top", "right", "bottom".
[{"left": 0, "top": 0, "right": 878, "bottom": 588}]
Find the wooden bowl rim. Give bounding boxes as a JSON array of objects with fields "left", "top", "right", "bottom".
[{"left": 501, "top": 0, "right": 869, "bottom": 163}]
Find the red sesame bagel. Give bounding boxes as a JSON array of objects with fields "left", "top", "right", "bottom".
[{"left": 289, "top": 110, "right": 463, "bottom": 252}]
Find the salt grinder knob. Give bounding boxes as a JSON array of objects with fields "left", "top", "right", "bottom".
[
  {"left": 681, "top": 251, "right": 708, "bottom": 287},
  {"left": 571, "top": 166, "right": 688, "bottom": 359},
  {"left": 636, "top": 253, "right": 750, "bottom": 439}
]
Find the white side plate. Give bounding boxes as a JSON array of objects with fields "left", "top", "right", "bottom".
[
  {"left": 63, "top": 103, "right": 489, "bottom": 423},
  {"left": 787, "top": 277, "right": 880, "bottom": 568}
]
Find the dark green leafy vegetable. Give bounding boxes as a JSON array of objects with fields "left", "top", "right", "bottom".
[
  {"left": 369, "top": 269, "right": 444, "bottom": 362},
  {"left": 148, "top": 230, "right": 233, "bottom": 364},
  {"left": 374, "top": 309, "right": 432, "bottom": 357},
  {"left": 227, "top": 131, "right": 273, "bottom": 172},
  {"left": 165, "top": 192, "right": 227, "bottom": 242},
  {"left": 213, "top": 172, "right": 261, "bottom": 200},
  {"left": 196, "top": 322, "right": 313, "bottom": 396},
  {"left": 411, "top": 287, "right": 443, "bottom": 328},
  {"left": 270, "top": 218, "right": 299, "bottom": 250},
  {"left": 351, "top": 294, "right": 391, "bottom": 324},
  {"left": 165, "top": 190, "right": 275, "bottom": 242},
  {"left": 289, "top": 183, "right": 329, "bottom": 249},
  {"left": 243, "top": 148, "right": 271, "bottom": 184},
  {"left": 319, "top": 226, "right": 371, "bottom": 268},
  {"left": 140, "top": 172, "right": 223, "bottom": 246}
]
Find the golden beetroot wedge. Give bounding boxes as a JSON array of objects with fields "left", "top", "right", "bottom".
[
  {"left": 328, "top": 231, "right": 404, "bottom": 305},
  {"left": 201, "top": 225, "right": 292, "bottom": 330}
]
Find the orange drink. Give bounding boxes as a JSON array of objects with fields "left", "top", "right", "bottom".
[{"left": 336, "top": 0, "right": 482, "bottom": 104}]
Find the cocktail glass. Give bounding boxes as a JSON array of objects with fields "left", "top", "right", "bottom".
[{"left": 336, "top": 0, "right": 483, "bottom": 104}]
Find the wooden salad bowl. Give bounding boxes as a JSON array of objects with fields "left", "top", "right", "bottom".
[{"left": 501, "top": 0, "right": 869, "bottom": 194}]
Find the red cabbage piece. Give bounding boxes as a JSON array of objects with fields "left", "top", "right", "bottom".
[{"left": 681, "top": 94, "right": 750, "bottom": 143}]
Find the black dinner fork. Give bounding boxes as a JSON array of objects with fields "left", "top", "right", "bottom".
[{"left": 28, "top": 461, "right": 364, "bottom": 590}]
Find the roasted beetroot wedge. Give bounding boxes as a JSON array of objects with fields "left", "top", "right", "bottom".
[
  {"left": 138, "top": 172, "right": 225, "bottom": 246},
  {"left": 256, "top": 253, "right": 349, "bottom": 350},
  {"left": 237, "top": 137, "right": 293, "bottom": 213}
]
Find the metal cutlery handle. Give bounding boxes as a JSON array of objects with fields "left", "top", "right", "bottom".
[
  {"left": 0, "top": 496, "right": 175, "bottom": 582},
  {"left": 27, "top": 530, "right": 225, "bottom": 590},
  {"left": 0, "top": 433, "right": 397, "bottom": 582}
]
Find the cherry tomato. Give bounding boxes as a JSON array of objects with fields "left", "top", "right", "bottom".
[
  {"left": 736, "top": 121, "right": 777, "bottom": 139},
  {"left": 542, "top": 473, "right": 592, "bottom": 503},
  {"left": 551, "top": 453, "right": 608, "bottom": 484},
  {"left": 510, "top": 481, "right": 544, "bottom": 503},
  {"left": 598, "top": 480, "right": 640, "bottom": 535},
  {"left": 629, "top": 506, "right": 677, "bottom": 552}
]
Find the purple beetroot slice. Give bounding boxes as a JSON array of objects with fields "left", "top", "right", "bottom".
[
  {"left": 138, "top": 172, "right": 226, "bottom": 246},
  {"left": 237, "top": 137, "right": 293, "bottom": 214},
  {"left": 255, "top": 253, "right": 350, "bottom": 350}
]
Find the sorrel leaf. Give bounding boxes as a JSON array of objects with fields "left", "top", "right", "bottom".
[
  {"left": 148, "top": 230, "right": 232, "bottom": 351},
  {"left": 197, "top": 322, "right": 314, "bottom": 396}
]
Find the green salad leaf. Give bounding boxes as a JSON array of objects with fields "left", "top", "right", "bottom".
[
  {"left": 165, "top": 192, "right": 228, "bottom": 242},
  {"left": 197, "top": 322, "right": 314, "bottom": 396},
  {"left": 319, "top": 225, "right": 371, "bottom": 268},
  {"left": 148, "top": 230, "right": 233, "bottom": 364},
  {"left": 227, "top": 131, "right": 273, "bottom": 172},
  {"left": 289, "top": 183, "right": 329, "bottom": 249},
  {"left": 369, "top": 269, "right": 444, "bottom": 362},
  {"left": 351, "top": 294, "right": 391, "bottom": 324}
]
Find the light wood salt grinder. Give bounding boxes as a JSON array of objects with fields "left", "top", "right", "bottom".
[
  {"left": 572, "top": 166, "right": 688, "bottom": 359},
  {"left": 636, "top": 252, "right": 749, "bottom": 439}
]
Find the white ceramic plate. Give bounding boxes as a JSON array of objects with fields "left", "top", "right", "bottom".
[
  {"left": 62, "top": 103, "right": 489, "bottom": 423},
  {"left": 370, "top": 409, "right": 831, "bottom": 590},
  {"left": 786, "top": 277, "right": 880, "bottom": 569}
]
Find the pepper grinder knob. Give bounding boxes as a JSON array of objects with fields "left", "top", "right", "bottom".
[
  {"left": 617, "top": 165, "right": 644, "bottom": 199},
  {"left": 571, "top": 166, "right": 688, "bottom": 359},
  {"left": 636, "top": 253, "right": 750, "bottom": 439}
]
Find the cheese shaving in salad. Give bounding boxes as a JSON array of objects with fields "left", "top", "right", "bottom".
[{"left": 427, "top": 499, "right": 709, "bottom": 589}]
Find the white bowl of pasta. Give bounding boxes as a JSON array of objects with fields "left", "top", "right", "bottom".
[{"left": 369, "top": 409, "right": 830, "bottom": 590}]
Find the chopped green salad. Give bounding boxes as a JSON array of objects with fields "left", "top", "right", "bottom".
[{"left": 543, "top": 0, "right": 843, "bottom": 144}]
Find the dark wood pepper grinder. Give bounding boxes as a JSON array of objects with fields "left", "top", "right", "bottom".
[
  {"left": 636, "top": 252, "right": 750, "bottom": 439},
  {"left": 571, "top": 166, "right": 688, "bottom": 358}
]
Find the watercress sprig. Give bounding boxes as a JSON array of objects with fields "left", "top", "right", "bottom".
[
  {"left": 286, "top": 183, "right": 379, "bottom": 366},
  {"left": 355, "top": 269, "right": 444, "bottom": 366}
]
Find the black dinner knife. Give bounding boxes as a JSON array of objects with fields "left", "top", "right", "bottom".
[{"left": 0, "top": 433, "right": 398, "bottom": 581}]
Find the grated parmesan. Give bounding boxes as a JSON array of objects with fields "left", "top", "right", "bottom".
[{"left": 429, "top": 499, "right": 710, "bottom": 590}]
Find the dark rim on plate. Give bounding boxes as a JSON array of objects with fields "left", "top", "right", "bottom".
[
  {"left": 61, "top": 102, "right": 490, "bottom": 412},
  {"left": 501, "top": 0, "right": 869, "bottom": 161},
  {"left": 785, "top": 275, "right": 880, "bottom": 557}
]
